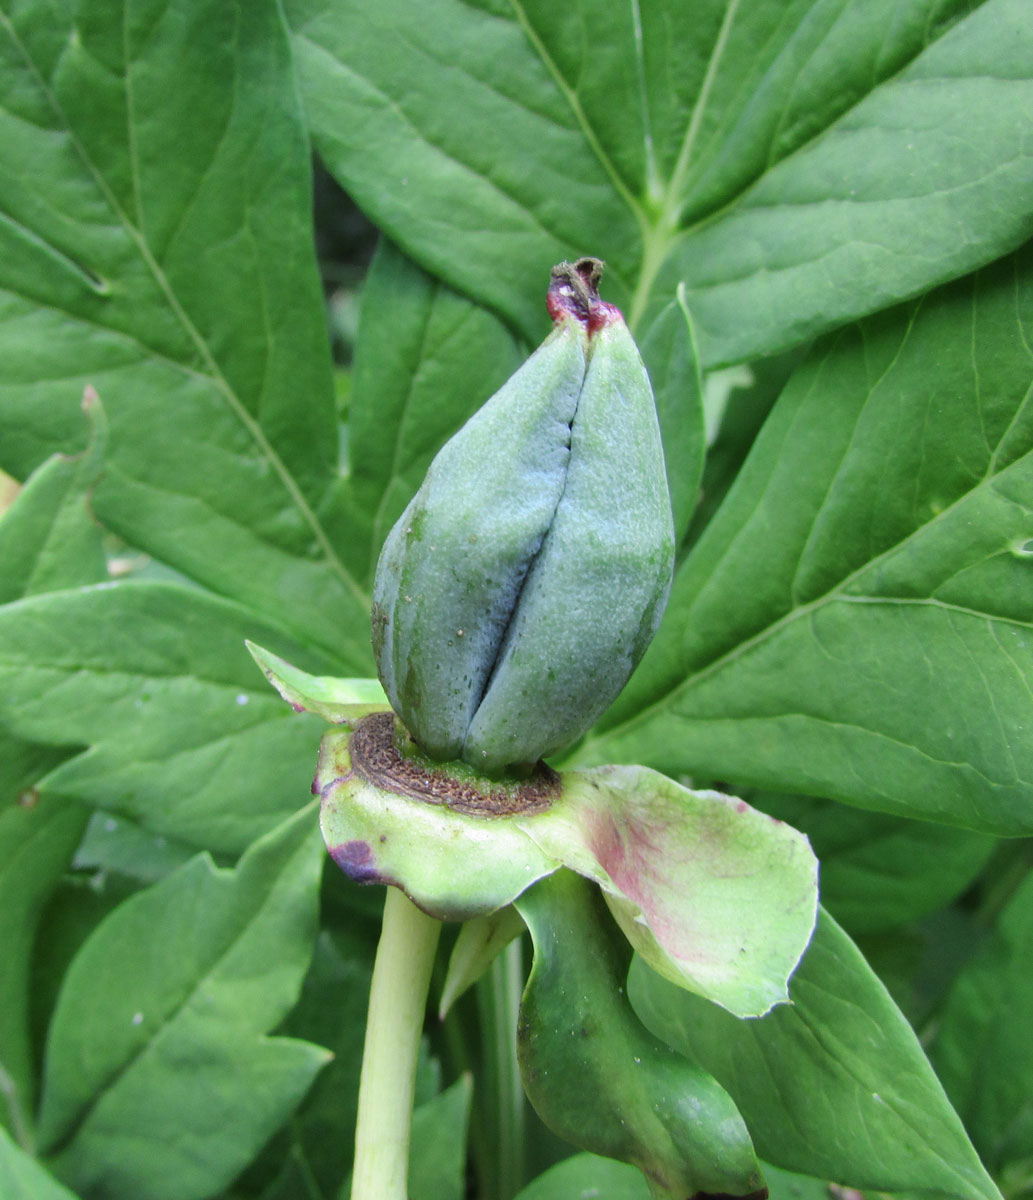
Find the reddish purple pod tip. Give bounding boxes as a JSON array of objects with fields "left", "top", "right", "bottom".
[
  {"left": 546, "top": 256, "right": 604, "bottom": 326},
  {"left": 588, "top": 298, "right": 623, "bottom": 334}
]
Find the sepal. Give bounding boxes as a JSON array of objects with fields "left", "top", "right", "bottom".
[{"left": 246, "top": 641, "right": 388, "bottom": 725}]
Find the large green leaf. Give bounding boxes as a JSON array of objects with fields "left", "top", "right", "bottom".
[
  {"left": 932, "top": 871, "right": 1033, "bottom": 1173},
  {"left": 0, "top": 0, "right": 369, "bottom": 669},
  {"left": 37, "top": 806, "right": 330, "bottom": 1200},
  {"left": 516, "top": 871, "right": 763, "bottom": 1200},
  {"left": 290, "top": 0, "right": 1033, "bottom": 366},
  {"left": 0, "top": 796, "right": 86, "bottom": 1145},
  {"left": 583, "top": 245, "right": 1033, "bottom": 834},
  {"left": 242, "top": 922, "right": 382, "bottom": 1200},
  {"left": 0, "top": 582, "right": 325, "bottom": 852},
  {"left": 650, "top": 0, "right": 1033, "bottom": 365},
  {"left": 630, "top": 908, "right": 1000, "bottom": 1200},
  {"left": 751, "top": 792, "right": 996, "bottom": 935}
]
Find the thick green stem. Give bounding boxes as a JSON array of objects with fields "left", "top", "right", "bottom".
[{"left": 352, "top": 886, "right": 442, "bottom": 1200}]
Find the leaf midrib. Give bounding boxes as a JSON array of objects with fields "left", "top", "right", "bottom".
[
  {"left": 0, "top": 11, "right": 367, "bottom": 613},
  {"left": 627, "top": 0, "right": 1004, "bottom": 328},
  {"left": 506, "top": 0, "right": 649, "bottom": 232}
]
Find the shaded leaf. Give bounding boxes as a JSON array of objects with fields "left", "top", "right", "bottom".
[
  {"left": 515, "top": 871, "right": 762, "bottom": 1200},
  {"left": 71, "top": 812, "right": 196, "bottom": 887},
  {"left": 761, "top": 1163, "right": 832, "bottom": 1200},
  {"left": 0, "top": 737, "right": 69, "bottom": 811},
  {"left": 630, "top": 908, "right": 1000, "bottom": 1200},
  {"left": 37, "top": 806, "right": 330, "bottom": 1200},
  {"left": 751, "top": 792, "right": 996, "bottom": 935},
  {"left": 512, "top": 1151, "right": 650, "bottom": 1200},
  {"left": 587, "top": 246, "right": 1033, "bottom": 835},
  {"left": 0, "top": 796, "right": 87, "bottom": 1143},
  {"left": 638, "top": 286, "right": 706, "bottom": 543},
  {"left": 246, "top": 927, "right": 374, "bottom": 1200},
  {"left": 686, "top": 352, "right": 802, "bottom": 552},
  {"left": 409, "top": 1075, "right": 473, "bottom": 1200},
  {"left": 932, "top": 870, "right": 1033, "bottom": 1171}
]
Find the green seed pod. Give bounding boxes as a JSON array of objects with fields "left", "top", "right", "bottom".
[{"left": 371, "top": 260, "right": 674, "bottom": 775}]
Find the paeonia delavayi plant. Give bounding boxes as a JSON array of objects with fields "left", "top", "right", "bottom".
[{"left": 0, "top": 2, "right": 1031, "bottom": 1200}]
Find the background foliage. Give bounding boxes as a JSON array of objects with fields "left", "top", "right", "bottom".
[{"left": 1, "top": 0, "right": 1032, "bottom": 1197}]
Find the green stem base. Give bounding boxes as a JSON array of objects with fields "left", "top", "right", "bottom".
[{"left": 352, "top": 887, "right": 442, "bottom": 1200}]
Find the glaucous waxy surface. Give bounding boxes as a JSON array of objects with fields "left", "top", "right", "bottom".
[
  {"left": 371, "top": 274, "right": 674, "bottom": 775},
  {"left": 464, "top": 308, "right": 674, "bottom": 772},
  {"left": 371, "top": 314, "right": 587, "bottom": 764}
]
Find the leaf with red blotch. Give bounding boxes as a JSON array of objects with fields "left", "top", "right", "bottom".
[{"left": 519, "top": 764, "right": 818, "bottom": 1017}]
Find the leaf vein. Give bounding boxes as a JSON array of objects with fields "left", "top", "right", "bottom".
[{"left": 0, "top": 9, "right": 365, "bottom": 610}]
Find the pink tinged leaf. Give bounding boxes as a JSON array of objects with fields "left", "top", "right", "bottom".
[
  {"left": 519, "top": 764, "right": 818, "bottom": 1018},
  {"left": 315, "top": 727, "right": 562, "bottom": 922}
]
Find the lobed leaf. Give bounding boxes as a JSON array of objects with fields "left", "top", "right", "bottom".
[
  {"left": 932, "top": 871, "right": 1033, "bottom": 1173},
  {"left": 37, "top": 806, "right": 330, "bottom": 1200},
  {"left": 0, "top": 0, "right": 370, "bottom": 669},
  {"left": 657, "top": 0, "right": 1033, "bottom": 365},
  {"left": 587, "top": 245, "right": 1033, "bottom": 835},
  {"left": 245, "top": 925, "right": 379, "bottom": 1200},
  {"left": 292, "top": 0, "right": 1033, "bottom": 367},
  {"left": 0, "top": 582, "right": 326, "bottom": 853}
]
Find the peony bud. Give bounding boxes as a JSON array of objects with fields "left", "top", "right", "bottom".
[{"left": 371, "top": 259, "right": 674, "bottom": 775}]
